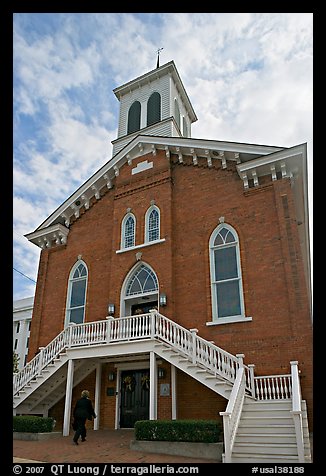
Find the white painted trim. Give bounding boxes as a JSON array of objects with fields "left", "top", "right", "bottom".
[
  {"left": 131, "top": 160, "right": 153, "bottom": 175},
  {"left": 119, "top": 261, "right": 160, "bottom": 317},
  {"left": 209, "top": 223, "right": 245, "bottom": 322},
  {"left": 120, "top": 212, "right": 136, "bottom": 250},
  {"left": 206, "top": 316, "right": 252, "bottom": 326},
  {"left": 149, "top": 351, "right": 157, "bottom": 420},
  {"left": 144, "top": 205, "right": 161, "bottom": 244},
  {"left": 65, "top": 260, "right": 88, "bottom": 328},
  {"left": 94, "top": 363, "right": 101, "bottom": 431},
  {"left": 116, "top": 238, "right": 165, "bottom": 254},
  {"left": 114, "top": 361, "right": 150, "bottom": 370},
  {"left": 63, "top": 359, "right": 74, "bottom": 436},
  {"left": 171, "top": 364, "right": 177, "bottom": 420}
]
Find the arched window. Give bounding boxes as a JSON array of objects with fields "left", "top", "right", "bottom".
[
  {"left": 209, "top": 224, "right": 245, "bottom": 321},
  {"left": 126, "top": 264, "right": 158, "bottom": 297},
  {"left": 145, "top": 206, "right": 160, "bottom": 243},
  {"left": 66, "top": 260, "right": 88, "bottom": 325},
  {"left": 147, "top": 92, "right": 161, "bottom": 126},
  {"left": 121, "top": 213, "right": 136, "bottom": 249},
  {"left": 127, "top": 101, "right": 141, "bottom": 134},
  {"left": 174, "top": 99, "right": 181, "bottom": 131}
]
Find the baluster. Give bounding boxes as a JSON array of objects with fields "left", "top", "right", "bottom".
[
  {"left": 136, "top": 316, "right": 140, "bottom": 337},
  {"left": 172, "top": 325, "right": 177, "bottom": 349},
  {"left": 190, "top": 328, "right": 198, "bottom": 364},
  {"left": 274, "top": 377, "right": 280, "bottom": 399},
  {"left": 212, "top": 347, "right": 217, "bottom": 373},
  {"left": 279, "top": 376, "right": 285, "bottom": 399},
  {"left": 288, "top": 375, "right": 292, "bottom": 398},
  {"left": 284, "top": 376, "right": 290, "bottom": 399},
  {"left": 169, "top": 322, "right": 173, "bottom": 345}
]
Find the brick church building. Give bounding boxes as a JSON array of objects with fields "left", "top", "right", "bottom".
[{"left": 14, "top": 61, "right": 313, "bottom": 463}]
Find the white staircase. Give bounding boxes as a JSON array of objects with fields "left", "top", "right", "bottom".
[
  {"left": 153, "top": 342, "right": 233, "bottom": 398},
  {"left": 14, "top": 354, "right": 98, "bottom": 415},
  {"left": 13, "top": 311, "right": 311, "bottom": 463},
  {"left": 230, "top": 399, "right": 311, "bottom": 463}
]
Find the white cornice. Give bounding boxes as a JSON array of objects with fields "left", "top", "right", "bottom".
[
  {"left": 31, "top": 135, "right": 284, "bottom": 235},
  {"left": 25, "top": 223, "right": 70, "bottom": 249}
]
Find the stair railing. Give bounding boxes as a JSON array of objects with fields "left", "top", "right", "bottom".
[
  {"left": 290, "top": 361, "right": 305, "bottom": 463},
  {"left": 13, "top": 326, "right": 70, "bottom": 394},
  {"left": 254, "top": 373, "right": 292, "bottom": 400},
  {"left": 153, "top": 311, "right": 253, "bottom": 393},
  {"left": 219, "top": 361, "right": 247, "bottom": 463},
  {"left": 14, "top": 311, "right": 254, "bottom": 396}
]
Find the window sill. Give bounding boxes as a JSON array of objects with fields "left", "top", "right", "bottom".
[
  {"left": 206, "top": 316, "right": 252, "bottom": 326},
  {"left": 116, "top": 238, "right": 166, "bottom": 254}
]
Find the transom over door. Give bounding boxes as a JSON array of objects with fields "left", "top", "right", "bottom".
[{"left": 120, "top": 369, "right": 150, "bottom": 428}]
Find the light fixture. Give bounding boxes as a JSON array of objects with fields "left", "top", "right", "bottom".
[
  {"left": 158, "top": 367, "right": 165, "bottom": 379},
  {"left": 108, "top": 371, "right": 115, "bottom": 382},
  {"left": 159, "top": 292, "right": 167, "bottom": 307},
  {"left": 108, "top": 303, "right": 115, "bottom": 316}
]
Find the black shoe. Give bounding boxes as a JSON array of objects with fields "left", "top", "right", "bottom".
[
  {"left": 73, "top": 440, "right": 78, "bottom": 445},
  {"left": 81, "top": 438, "right": 86, "bottom": 442}
]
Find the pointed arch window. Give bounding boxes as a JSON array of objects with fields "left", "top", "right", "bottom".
[
  {"left": 121, "top": 213, "right": 136, "bottom": 249},
  {"left": 66, "top": 261, "right": 88, "bottom": 325},
  {"left": 127, "top": 101, "right": 141, "bottom": 134},
  {"left": 209, "top": 224, "right": 245, "bottom": 321},
  {"left": 145, "top": 205, "right": 160, "bottom": 243},
  {"left": 147, "top": 92, "right": 161, "bottom": 126},
  {"left": 126, "top": 264, "right": 158, "bottom": 296}
]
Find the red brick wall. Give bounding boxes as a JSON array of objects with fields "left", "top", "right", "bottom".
[{"left": 32, "top": 149, "right": 313, "bottom": 427}]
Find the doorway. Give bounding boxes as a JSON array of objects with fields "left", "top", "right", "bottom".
[
  {"left": 121, "top": 263, "right": 159, "bottom": 316},
  {"left": 131, "top": 300, "right": 158, "bottom": 315},
  {"left": 120, "top": 369, "right": 150, "bottom": 428}
]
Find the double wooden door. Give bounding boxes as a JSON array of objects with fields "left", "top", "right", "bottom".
[{"left": 120, "top": 369, "right": 150, "bottom": 428}]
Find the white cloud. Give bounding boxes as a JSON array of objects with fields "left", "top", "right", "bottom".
[{"left": 13, "top": 12, "right": 313, "bottom": 301}]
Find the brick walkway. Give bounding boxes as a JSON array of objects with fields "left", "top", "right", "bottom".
[{"left": 13, "top": 429, "right": 219, "bottom": 464}]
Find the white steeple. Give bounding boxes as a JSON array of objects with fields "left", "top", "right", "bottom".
[{"left": 111, "top": 61, "right": 197, "bottom": 156}]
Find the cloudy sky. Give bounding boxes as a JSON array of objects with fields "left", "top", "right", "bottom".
[{"left": 13, "top": 12, "right": 313, "bottom": 301}]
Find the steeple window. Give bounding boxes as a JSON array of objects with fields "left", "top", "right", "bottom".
[
  {"left": 127, "top": 101, "right": 141, "bottom": 134},
  {"left": 147, "top": 92, "right": 161, "bottom": 126}
]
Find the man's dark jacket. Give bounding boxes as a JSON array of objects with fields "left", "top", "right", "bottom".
[{"left": 73, "top": 396, "right": 96, "bottom": 420}]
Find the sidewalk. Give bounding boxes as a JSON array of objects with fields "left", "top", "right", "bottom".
[{"left": 13, "top": 429, "right": 219, "bottom": 464}]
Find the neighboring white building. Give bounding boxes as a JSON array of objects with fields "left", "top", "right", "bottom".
[{"left": 13, "top": 296, "right": 34, "bottom": 369}]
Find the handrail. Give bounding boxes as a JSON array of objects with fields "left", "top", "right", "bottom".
[
  {"left": 290, "top": 361, "right": 305, "bottom": 462},
  {"left": 13, "top": 326, "right": 70, "bottom": 394},
  {"left": 220, "top": 366, "right": 246, "bottom": 463},
  {"left": 14, "top": 311, "right": 255, "bottom": 397},
  {"left": 154, "top": 311, "right": 253, "bottom": 392}
]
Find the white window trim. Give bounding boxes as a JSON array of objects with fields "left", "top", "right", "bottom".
[
  {"left": 206, "top": 315, "right": 252, "bottom": 326},
  {"left": 116, "top": 238, "right": 165, "bottom": 254},
  {"left": 209, "top": 223, "right": 247, "bottom": 323},
  {"left": 144, "top": 205, "right": 161, "bottom": 244},
  {"left": 121, "top": 212, "right": 136, "bottom": 250},
  {"left": 65, "top": 260, "right": 88, "bottom": 327}
]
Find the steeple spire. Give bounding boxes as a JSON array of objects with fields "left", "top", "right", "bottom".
[{"left": 156, "top": 48, "right": 163, "bottom": 68}]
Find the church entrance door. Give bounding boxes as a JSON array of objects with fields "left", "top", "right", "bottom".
[{"left": 120, "top": 369, "right": 150, "bottom": 428}]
